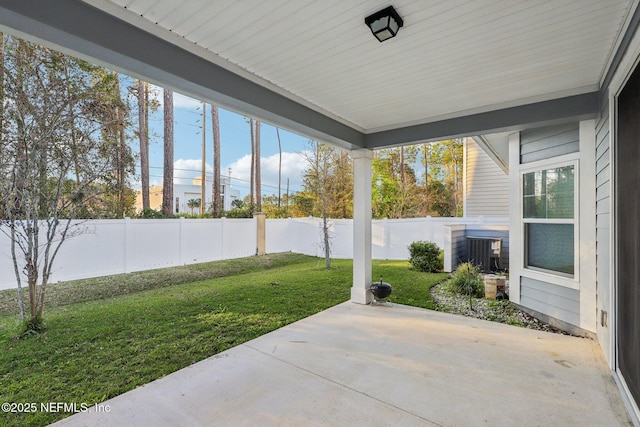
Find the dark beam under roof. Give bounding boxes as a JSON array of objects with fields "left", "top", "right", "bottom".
[
  {"left": 365, "top": 92, "right": 600, "bottom": 148},
  {"left": 0, "top": 0, "right": 603, "bottom": 150}
]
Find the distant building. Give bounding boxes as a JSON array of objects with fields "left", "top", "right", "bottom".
[{"left": 135, "top": 177, "right": 240, "bottom": 215}]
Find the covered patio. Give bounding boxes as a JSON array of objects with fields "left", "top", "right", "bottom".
[
  {"left": 52, "top": 302, "right": 631, "bottom": 426},
  {"left": 2, "top": 0, "right": 640, "bottom": 424}
]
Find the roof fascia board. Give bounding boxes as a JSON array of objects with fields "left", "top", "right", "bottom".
[
  {"left": 365, "top": 92, "right": 600, "bottom": 148},
  {"left": 0, "top": 0, "right": 365, "bottom": 150},
  {"left": 472, "top": 136, "right": 509, "bottom": 174},
  {"left": 600, "top": 0, "right": 640, "bottom": 101}
]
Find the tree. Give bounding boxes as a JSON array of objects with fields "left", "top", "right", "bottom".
[
  {"left": 423, "top": 139, "right": 464, "bottom": 216},
  {"left": 276, "top": 127, "right": 282, "bottom": 207},
  {"left": 301, "top": 141, "right": 346, "bottom": 269},
  {"left": 112, "top": 72, "right": 134, "bottom": 218},
  {"left": 255, "top": 120, "right": 262, "bottom": 212},
  {"left": 187, "top": 198, "right": 200, "bottom": 215},
  {"left": 211, "top": 105, "right": 221, "bottom": 216},
  {"left": 249, "top": 118, "right": 255, "bottom": 209},
  {"left": 137, "top": 79, "right": 149, "bottom": 210},
  {"left": 199, "top": 102, "right": 206, "bottom": 213},
  {"left": 0, "top": 37, "right": 126, "bottom": 330},
  {"left": 372, "top": 147, "right": 419, "bottom": 219},
  {"left": 86, "top": 70, "right": 136, "bottom": 218},
  {"left": 261, "top": 194, "right": 288, "bottom": 218},
  {"left": 162, "top": 88, "right": 174, "bottom": 216},
  {"left": 421, "top": 142, "right": 429, "bottom": 215}
]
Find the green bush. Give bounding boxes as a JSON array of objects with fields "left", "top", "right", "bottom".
[
  {"left": 137, "top": 208, "right": 167, "bottom": 219},
  {"left": 408, "top": 241, "right": 442, "bottom": 272},
  {"left": 447, "top": 262, "right": 484, "bottom": 297}
]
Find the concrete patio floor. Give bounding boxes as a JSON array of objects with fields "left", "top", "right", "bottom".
[{"left": 52, "top": 302, "right": 632, "bottom": 427}]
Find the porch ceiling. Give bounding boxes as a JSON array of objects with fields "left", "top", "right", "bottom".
[{"left": 0, "top": 0, "right": 637, "bottom": 149}]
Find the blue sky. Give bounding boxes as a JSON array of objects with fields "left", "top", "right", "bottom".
[{"left": 129, "top": 84, "right": 311, "bottom": 199}]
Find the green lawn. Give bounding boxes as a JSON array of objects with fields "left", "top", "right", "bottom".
[{"left": 0, "top": 254, "right": 447, "bottom": 426}]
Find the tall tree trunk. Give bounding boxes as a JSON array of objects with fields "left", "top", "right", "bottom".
[
  {"left": 286, "top": 177, "right": 289, "bottom": 215},
  {"left": 137, "top": 79, "right": 149, "bottom": 210},
  {"left": 64, "top": 58, "right": 82, "bottom": 186},
  {"left": 249, "top": 118, "right": 255, "bottom": 207},
  {"left": 2, "top": 34, "right": 25, "bottom": 319},
  {"left": 162, "top": 88, "right": 174, "bottom": 216},
  {"left": 255, "top": 120, "right": 261, "bottom": 212},
  {"left": 323, "top": 213, "right": 330, "bottom": 269},
  {"left": 115, "top": 74, "right": 127, "bottom": 217},
  {"left": 0, "top": 32, "right": 4, "bottom": 143},
  {"left": 212, "top": 105, "right": 221, "bottom": 216},
  {"left": 200, "top": 102, "right": 206, "bottom": 214},
  {"left": 276, "top": 127, "right": 282, "bottom": 208},
  {"left": 400, "top": 146, "right": 405, "bottom": 185},
  {"left": 423, "top": 143, "right": 429, "bottom": 215}
]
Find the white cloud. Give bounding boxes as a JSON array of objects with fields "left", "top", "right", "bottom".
[
  {"left": 137, "top": 152, "right": 306, "bottom": 194},
  {"left": 226, "top": 152, "right": 307, "bottom": 194},
  {"left": 174, "top": 158, "right": 212, "bottom": 185},
  {"left": 144, "top": 84, "right": 202, "bottom": 110},
  {"left": 173, "top": 92, "right": 203, "bottom": 109}
]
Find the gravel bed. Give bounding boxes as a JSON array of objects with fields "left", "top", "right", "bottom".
[{"left": 430, "top": 282, "right": 574, "bottom": 335}]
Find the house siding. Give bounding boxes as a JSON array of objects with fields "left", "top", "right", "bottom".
[
  {"left": 520, "top": 277, "right": 580, "bottom": 326},
  {"left": 451, "top": 227, "right": 466, "bottom": 270},
  {"left": 595, "top": 99, "right": 612, "bottom": 357},
  {"left": 512, "top": 121, "right": 597, "bottom": 332},
  {"left": 464, "top": 139, "right": 509, "bottom": 217},
  {"left": 520, "top": 123, "right": 579, "bottom": 163}
]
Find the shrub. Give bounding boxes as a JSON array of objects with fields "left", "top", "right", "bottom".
[
  {"left": 137, "top": 208, "right": 167, "bottom": 219},
  {"left": 447, "top": 262, "right": 484, "bottom": 297},
  {"left": 408, "top": 241, "right": 442, "bottom": 272}
]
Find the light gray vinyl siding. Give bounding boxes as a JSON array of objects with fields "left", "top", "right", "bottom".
[
  {"left": 518, "top": 121, "right": 582, "bottom": 328},
  {"left": 521, "top": 277, "right": 580, "bottom": 326},
  {"left": 595, "top": 100, "right": 611, "bottom": 341},
  {"left": 465, "top": 140, "right": 509, "bottom": 217},
  {"left": 520, "top": 123, "right": 579, "bottom": 164},
  {"left": 451, "top": 228, "right": 466, "bottom": 271}
]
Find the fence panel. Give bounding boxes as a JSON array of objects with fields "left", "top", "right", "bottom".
[{"left": 0, "top": 216, "right": 508, "bottom": 290}]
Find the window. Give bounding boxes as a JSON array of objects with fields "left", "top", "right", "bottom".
[{"left": 523, "top": 164, "right": 575, "bottom": 276}]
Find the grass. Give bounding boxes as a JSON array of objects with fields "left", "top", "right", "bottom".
[
  {"left": 0, "top": 253, "right": 313, "bottom": 316},
  {"left": 0, "top": 253, "right": 447, "bottom": 426}
]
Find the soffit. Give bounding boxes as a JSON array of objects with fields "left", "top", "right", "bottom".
[{"left": 93, "top": 0, "right": 634, "bottom": 133}]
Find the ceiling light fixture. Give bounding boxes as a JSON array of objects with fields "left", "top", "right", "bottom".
[{"left": 365, "top": 5, "right": 404, "bottom": 42}]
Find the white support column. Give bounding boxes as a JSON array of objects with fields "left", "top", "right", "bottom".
[
  {"left": 351, "top": 148, "right": 373, "bottom": 304},
  {"left": 579, "top": 119, "right": 597, "bottom": 332},
  {"left": 508, "top": 132, "right": 521, "bottom": 304}
]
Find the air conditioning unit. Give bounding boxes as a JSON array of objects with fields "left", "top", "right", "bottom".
[{"left": 466, "top": 237, "right": 502, "bottom": 272}]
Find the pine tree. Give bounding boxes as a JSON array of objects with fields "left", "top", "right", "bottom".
[
  {"left": 162, "top": 88, "right": 174, "bottom": 216},
  {"left": 211, "top": 105, "right": 221, "bottom": 216}
]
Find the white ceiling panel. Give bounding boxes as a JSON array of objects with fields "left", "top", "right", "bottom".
[{"left": 94, "top": 0, "right": 635, "bottom": 132}]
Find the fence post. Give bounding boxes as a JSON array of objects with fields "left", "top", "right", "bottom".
[{"left": 254, "top": 213, "right": 266, "bottom": 256}]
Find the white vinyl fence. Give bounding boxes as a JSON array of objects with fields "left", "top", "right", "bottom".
[{"left": 0, "top": 216, "right": 508, "bottom": 290}]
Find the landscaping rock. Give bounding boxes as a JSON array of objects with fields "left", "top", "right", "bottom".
[{"left": 430, "top": 283, "right": 575, "bottom": 336}]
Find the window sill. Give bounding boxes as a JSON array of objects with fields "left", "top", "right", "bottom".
[{"left": 522, "top": 268, "right": 579, "bottom": 290}]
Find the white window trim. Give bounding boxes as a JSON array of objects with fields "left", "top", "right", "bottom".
[{"left": 520, "top": 156, "right": 580, "bottom": 289}]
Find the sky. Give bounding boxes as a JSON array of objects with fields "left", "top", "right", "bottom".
[{"left": 129, "top": 82, "right": 311, "bottom": 199}]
